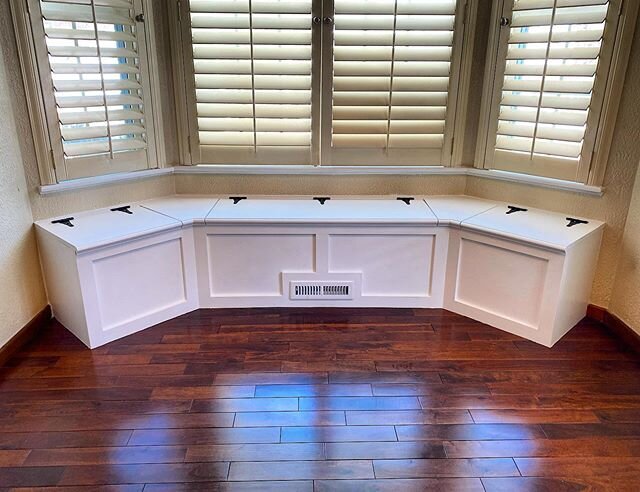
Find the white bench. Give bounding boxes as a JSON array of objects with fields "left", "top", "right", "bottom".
[{"left": 36, "top": 195, "right": 603, "bottom": 348}]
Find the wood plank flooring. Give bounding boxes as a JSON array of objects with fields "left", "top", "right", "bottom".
[{"left": 1, "top": 308, "right": 640, "bottom": 491}]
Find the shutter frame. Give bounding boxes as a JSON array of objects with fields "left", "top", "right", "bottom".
[
  {"left": 28, "top": 0, "right": 157, "bottom": 180},
  {"left": 180, "top": 0, "right": 321, "bottom": 166},
  {"left": 321, "top": 0, "right": 466, "bottom": 167},
  {"left": 481, "top": 0, "right": 623, "bottom": 182}
]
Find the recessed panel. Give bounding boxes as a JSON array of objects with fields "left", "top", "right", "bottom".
[
  {"left": 93, "top": 238, "right": 187, "bottom": 331},
  {"left": 328, "top": 234, "right": 435, "bottom": 296},
  {"left": 455, "top": 238, "right": 547, "bottom": 328},
  {"left": 207, "top": 234, "right": 315, "bottom": 296}
]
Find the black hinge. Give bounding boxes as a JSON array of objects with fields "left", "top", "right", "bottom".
[
  {"left": 52, "top": 217, "right": 74, "bottom": 227},
  {"left": 397, "top": 197, "right": 415, "bottom": 205},
  {"left": 111, "top": 205, "right": 133, "bottom": 215},
  {"left": 566, "top": 217, "right": 589, "bottom": 228},
  {"left": 314, "top": 197, "right": 330, "bottom": 205},
  {"left": 506, "top": 205, "right": 528, "bottom": 215},
  {"left": 230, "top": 196, "right": 247, "bottom": 204}
]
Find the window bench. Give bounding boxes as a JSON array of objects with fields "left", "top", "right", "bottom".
[{"left": 35, "top": 195, "right": 603, "bottom": 348}]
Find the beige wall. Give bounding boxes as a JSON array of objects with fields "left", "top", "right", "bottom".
[
  {"left": 610, "top": 163, "right": 640, "bottom": 334},
  {"left": 176, "top": 174, "right": 466, "bottom": 196},
  {"left": 0, "top": 16, "right": 48, "bottom": 348}
]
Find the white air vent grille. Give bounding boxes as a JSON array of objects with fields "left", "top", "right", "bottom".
[{"left": 290, "top": 281, "right": 354, "bottom": 300}]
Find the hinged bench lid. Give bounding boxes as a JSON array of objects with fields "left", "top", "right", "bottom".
[
  {"left": 462, "top": 203, "right": 604, "bottom": 251},
  {"left": 206, "top": 196, "right": 438, "bottom": 224},
  {"left": 35, "top": 204, "right": 181, "bottom": 253}
]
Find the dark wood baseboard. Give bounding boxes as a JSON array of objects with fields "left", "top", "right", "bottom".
[
  {"left": 0, "top": 305, "right": 51, "bottom": 366},
  {"left": 588, "top": 304, "right": 640, "bottom": 355}
]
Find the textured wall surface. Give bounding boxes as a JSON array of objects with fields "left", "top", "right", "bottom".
[
  {"left": 29, "top": 175, "right": 175, "bottom": 221},
  {"left": 0, "top": 18, "right": 48, "bottom": 348},
  {"left": 610, "top": 163, "right": 640, "bottom": 333},
  {"left": 176, "top": 174, "right": 466, "bottom": 196}
]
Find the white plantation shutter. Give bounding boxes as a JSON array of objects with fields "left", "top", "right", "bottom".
[
  {"left": 483, "top": 0, "right": 622, "bottom": 181},
  {"left": 29, "top": 0, "right": 156, "bottom": 180},
  {"left": 322, "top": 0, "right": 465, "bottom": 166},
  {"left": 182, "top": 0, "right": 319, "bottom": 165}
]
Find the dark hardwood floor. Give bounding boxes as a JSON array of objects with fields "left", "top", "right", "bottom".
[{"left": 1, "top": 308, "right": 640, "bottom": 491}]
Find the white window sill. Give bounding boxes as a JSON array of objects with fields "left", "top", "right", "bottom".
[
  {"left": 174, "top": 165, "right": 464, "bottom": 176},
  {"left": 37, "top": 165, "right": 604, "bottom": 197},
  {"left": 38, "top": 168, "right": 174, "bottom": 195},
  {"left": 465, "top": 168, "right": 604, "bottom": 196}
]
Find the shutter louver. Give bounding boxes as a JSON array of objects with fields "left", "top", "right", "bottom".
[
  {"left": 40, "top": 0, "right": 149, "bottom": 163},
  {"left": 490, "top": 0, "right": 615, "bottom": 180},
  {"left": 187, "top": 0, "right": 316, "bottom": 165},
  {"left": 326, "top": 0, "right": 460, "bottom": 166}
]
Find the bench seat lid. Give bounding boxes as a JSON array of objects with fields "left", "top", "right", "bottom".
[
  {"left": 205, "top": 196, "right": 438, "bottom": 224},
  {"left": 35, "top": 204, "right": 181, "bottom": 253},
  {"left": 461, "top": 203, "right": 604, "bottom": 251}
]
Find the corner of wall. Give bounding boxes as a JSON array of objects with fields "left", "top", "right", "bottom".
[
  {"left": 609, "top": 158, "right": 640, "bottom": 334},
  {"left": 0, "top": 0, "right": 48, "bottom": 348}
]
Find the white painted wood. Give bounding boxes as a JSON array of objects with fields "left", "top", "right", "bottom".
[
  {"left": 551, "top": 227, "right": 604, "bottom": 343},
  {"left": 36, "top": 194, "right": 604, "bottom": 348},
  {"left": 78, "top": 229, "right": 198, "bottom": 347},
  {"left": 198, "top": 223, "right": 446, "bottom": 309},
  {"left": 444, "top": 200, "right": 604, "bottom": 346},
  {"left": 206, "top": 196, "right": 438, "bottom": 224},
  {"left": 461, "top": 203, "right": 604, "bottom": 252},
  {"left": 328, "top": 234, "right": 436, "bottom": 297},
  {"left": 141, "top": 195, "right": 220, "bottom": 225},
  {"left": 206, "top": 232, "right": 316, "bottom": 297},
  {"left": 36, "top": 228, "right": 90, "bottom": 346},
  {"left": 36, "top": 204, "right": 182, "bottom": 253},
  {"left": 444, "top": 229, "right": 565, "bottom": 346},
  {"left": 35, "top": 205, "right": 198, "bottom": 348},
  {"left": 424, "top": 196, "right": 499, "bottom": 226}
]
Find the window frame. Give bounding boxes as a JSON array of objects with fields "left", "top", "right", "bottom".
[
  {"left": 175, "top": 0, "right": 323, "bottom": 167},
  {"left": 475, "top": 0, "right": 639, "bottom": 185},
  {"left": 172, "top": 0, "right": 476, "bottom": 169},
  {"left": 10, "top": 0, "right": 166, "bottom": 185}
]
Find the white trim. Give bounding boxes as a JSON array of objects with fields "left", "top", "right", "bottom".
[
  {"left": 9, "top": 0, "right": 58, "bottom": 185},
  {"left": 451, "top": 0, "right": 479, "bottom": 167},
  {"left": 141, "top": 0, "right": 167, "bottom": 168},
  {"left": 466, "top": 169, "right": 604, "bottom": 196},
  {"left": 474, "top": 0, "right": 504, "bottom": 169},
  {"left": 174, "top": 165, "right": 464, "bottom": 176},
  {"left": 175, "top": 165, "right": 604, "bottom": 195},
  {"left": 37, "top": 165, "right": 605, "bottom": 196},
  {"left": 168, "top": 0, "right": 192, "bottom": 165},
  {"left": 39, "top": 168, "right": 174, "bottom": 195}
]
